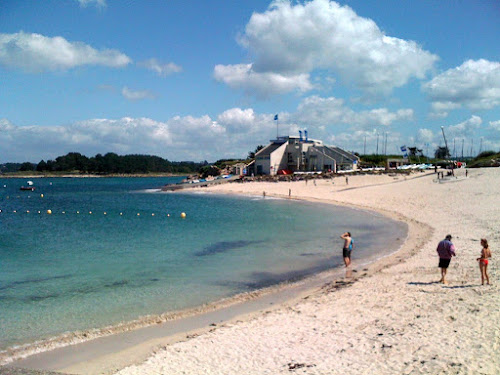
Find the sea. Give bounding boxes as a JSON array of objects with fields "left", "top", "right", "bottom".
[{"left": 0, "top": 176, "right": 407, "bottom": 357}]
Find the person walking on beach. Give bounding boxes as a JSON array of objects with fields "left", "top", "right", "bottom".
[
  {"left": 437, "top": 234, "right": 456, "bottom": 284},
  {"left": 477, "top": 238, "right": 492, "bottom": 285},
  {"left": 341, "top": 232, "right": 354, "bottom": 267}
]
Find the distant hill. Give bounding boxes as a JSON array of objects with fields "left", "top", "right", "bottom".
[
  {"left": 467, "top": 151, "right": 500, "bottom": 168},
  {"left": 1, "top": 153, "right": 206, "bottom": 175}
]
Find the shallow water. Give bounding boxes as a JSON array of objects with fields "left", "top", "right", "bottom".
[{"left": 0, "top": 177, "right": 406, "bottom": 351}]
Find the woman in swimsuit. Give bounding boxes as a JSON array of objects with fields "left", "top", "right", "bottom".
[{"left": 477, "top": 238, "right": 492, "bottom": 285}]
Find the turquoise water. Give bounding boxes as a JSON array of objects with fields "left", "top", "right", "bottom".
[{"left": 0, "top": 177, "right": 406, "bottom": 352}]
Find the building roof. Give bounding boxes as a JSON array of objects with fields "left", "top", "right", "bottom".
[{"left": 255, "top": 142, "right": 284, "bottom": 157}]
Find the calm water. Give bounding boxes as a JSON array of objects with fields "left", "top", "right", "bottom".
[{"left": 0, "top": 177, "right": 406, "bottom": 351}]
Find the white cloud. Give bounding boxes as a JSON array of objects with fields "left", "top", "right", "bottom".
[
  {"left": 214, "top": 63, "right": 312, "bottom": 97},
  {"left": 0, "top": 32, "right": 131, "bottom": 72},
  {"left": 0, "top": 113, "right": 272, "bottom": 162},
  {"left": 445, "top": 115, "right": 483, "bottom": 139},
  {"left": 490, "top": 120, "right": 500, "bottom": 131},
  {"left": 121, "top": 87, "right": 155, "bottom": 101},
  {"left": 139, "top": 58, "right": 182, "bottom": 77},
  {"left": 417, "top": 128, "right": 434, "bottom": 144},
  {"left": 424, "top": 59, "right": 500, "bottom": 116},
  {"left": 75, "top": 0, "right": 106, "bottom": 8},
  {"left": 293, "top": 95, "right": 413, "bottom": 129},
  {"left": 215, "top": 0, "right": 437, "bottom": 96}
]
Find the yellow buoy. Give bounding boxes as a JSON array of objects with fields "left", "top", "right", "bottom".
[
  {"left": 41, "top": 194, "right": 44, "bottom": 198},
  {"left": 47, "top": 209, "right": 52, "bottom": 214},
  {"left": 120, "top": 212, "right": 123, "bottom": 216},
  {"left": 180, "top": 212, "right": 186, "bottom": 219},
  {"left": 77, "top": 211, "right": 80, "bottom": 214},
  {"left": 104, "top": 212, "right": 107, "bottom": 215}
]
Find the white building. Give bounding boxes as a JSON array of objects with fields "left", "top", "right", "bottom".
[{"left": 255, "top": 133, "right": 359, "bottom": 175}]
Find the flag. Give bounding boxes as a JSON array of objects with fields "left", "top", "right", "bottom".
[
  {"left": 400, "top": 145, "right": 408, "bottom": 158},
  {"left": 274, "top": 114, "right": 278, "bottom": 121}
]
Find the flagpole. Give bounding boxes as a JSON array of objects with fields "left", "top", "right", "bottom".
[{"left": 274, "top": 114, "right": 279, "bottom": 138}]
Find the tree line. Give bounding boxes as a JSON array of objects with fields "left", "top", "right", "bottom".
[{"left": 14, "top": 152, "right": 206, "bottom": 174}]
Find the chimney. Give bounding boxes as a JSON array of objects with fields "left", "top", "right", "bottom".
[
  {"left": 299, "top": 130, "right": 303, "bottom": 141},
  {"left": 304, "top": 129, "right": 308, "bottom": 141}
]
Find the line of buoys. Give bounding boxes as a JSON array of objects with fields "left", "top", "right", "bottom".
[{"left": 0, "top": 210, "right": 186, "bottom": 217}]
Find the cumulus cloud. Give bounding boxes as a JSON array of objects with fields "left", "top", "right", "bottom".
[
  {"left": 121, "top": 87, "right": 155, "bottom": 101},
  {"left": 293, "top": 95, "right": 413, "bottom": 129},
  {"left": 0, "top": 113, "right": 276, "bottom": 162},
  {"left": 490, "top": 120, "right": 500, "bottom": 132},
  {"left": 139, "top": 58, "right": 182, "bottom": 77},
  {"left": 417, "top": 128, "right": 434, "bottom": 144},
  {"left": 445, "top": 115, "right": 483, "bottom": 139},
  {"left": 215, "top": 0, "right": 437, "bottom": 97},
  {"left": 0, "top": 32, "right": 131, "bottom": 72},
  {"left": 214, "top": 63, "right": 312, "bottom": 97},
  {"left": 423, "top": 59, "right": 500, "bottom": 116},
  {"left": 75, "top": 0, "right": 106, "bottom": 8}
]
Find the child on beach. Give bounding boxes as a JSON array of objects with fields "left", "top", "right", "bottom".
[{"left": 477, "top": 238, "right": 492, "bottom": 285}]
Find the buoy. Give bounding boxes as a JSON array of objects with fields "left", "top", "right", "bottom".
[
  {"left": 167, "top": 213, "right": 170, "bottom": 217},
  {"left": 26, "top": 210, "right": 30, "bottom": 213},
  {"left": 13, "top": 210, "right": 17, "bottom": 213},
  {"left": 137, "top": 213, "right": 140, "bottom": 216},
  {"left": 77, "top": 211, "right": 80, "bottom": 214},
  {"left": 180, "top": 212, "right": 186, "bottom": 219},
  {"left": 38, "top": 211, "right": 41, "bottom": 214},
  {"left": 47, "top": 209, "right": 52, "bottom": 214},
  {"left": 120, "top": 212, "right": 123, "bottom": 216},
  {"left": 152, "top": 213, "right": 155, "bottom": 216},
  {"left": 41, "top": 194, "right": 44, "bottom": 198},
  {"left": 104, "top": 212, "right": 107, "bottom": 215},
  {"left": 62, "top": 211, "right": 65, "bottom": 214},
  {"left": 89, "top": 211, "right": 92, "bottom": 214}
]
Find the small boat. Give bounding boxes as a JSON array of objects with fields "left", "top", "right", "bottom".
[{"left": 20, "top": 186, "right": 35, "bottom": 191}]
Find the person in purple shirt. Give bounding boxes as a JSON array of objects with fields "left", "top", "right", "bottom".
[{"left": 437, "top": 234, "right": 456, "bottom": 284}]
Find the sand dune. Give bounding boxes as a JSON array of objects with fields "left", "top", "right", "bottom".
[{"left": 115, "top": 168, "right": 499, "bottom": 375}]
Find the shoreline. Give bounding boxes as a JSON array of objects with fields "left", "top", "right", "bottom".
[
  {"left": 4, "top": 178, "right": 417, "bottom": 374},
  {"left": 7, "top": 168, "right": 499, "bottom": 374},
  {"left": 112, "top": 167, "right": 498, "bottom": 374}
]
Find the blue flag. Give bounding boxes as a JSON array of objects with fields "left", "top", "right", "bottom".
[
  {"left": 400, "top": 145, "right": 408, "bottom": 158},
  {"left": 274, "top": 114, "right": 278, "bottom": 121}
]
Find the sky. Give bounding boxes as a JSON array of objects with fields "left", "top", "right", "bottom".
[{"left": 1, "top": 0, "right": 499, "bottom": 163}]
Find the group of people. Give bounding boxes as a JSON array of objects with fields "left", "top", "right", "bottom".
[
  {"left": 437, "top": 235, "right": 492, "bottom": 285},
  {"left": 339, "top": 232, "right": 492, "bottom": 285}
]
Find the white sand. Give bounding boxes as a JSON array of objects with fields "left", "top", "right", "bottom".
[{"left": 115, "top": 168, "right": 499, "bottom": 375}]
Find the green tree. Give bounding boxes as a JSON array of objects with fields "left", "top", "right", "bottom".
[
  {"left": 248, "top": 145, "right": 265, "bottom": 159},
  {"left": 19, "top": 162, "right": 35, "bottom": 171}
]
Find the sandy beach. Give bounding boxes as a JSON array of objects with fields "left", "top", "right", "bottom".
[{"left": 109, "top": 168, "right": 499, "bottom": 375}]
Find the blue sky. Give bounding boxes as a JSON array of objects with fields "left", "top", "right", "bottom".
[{"left": 1, "top": 0, "right": 499, "bottom": 162}]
